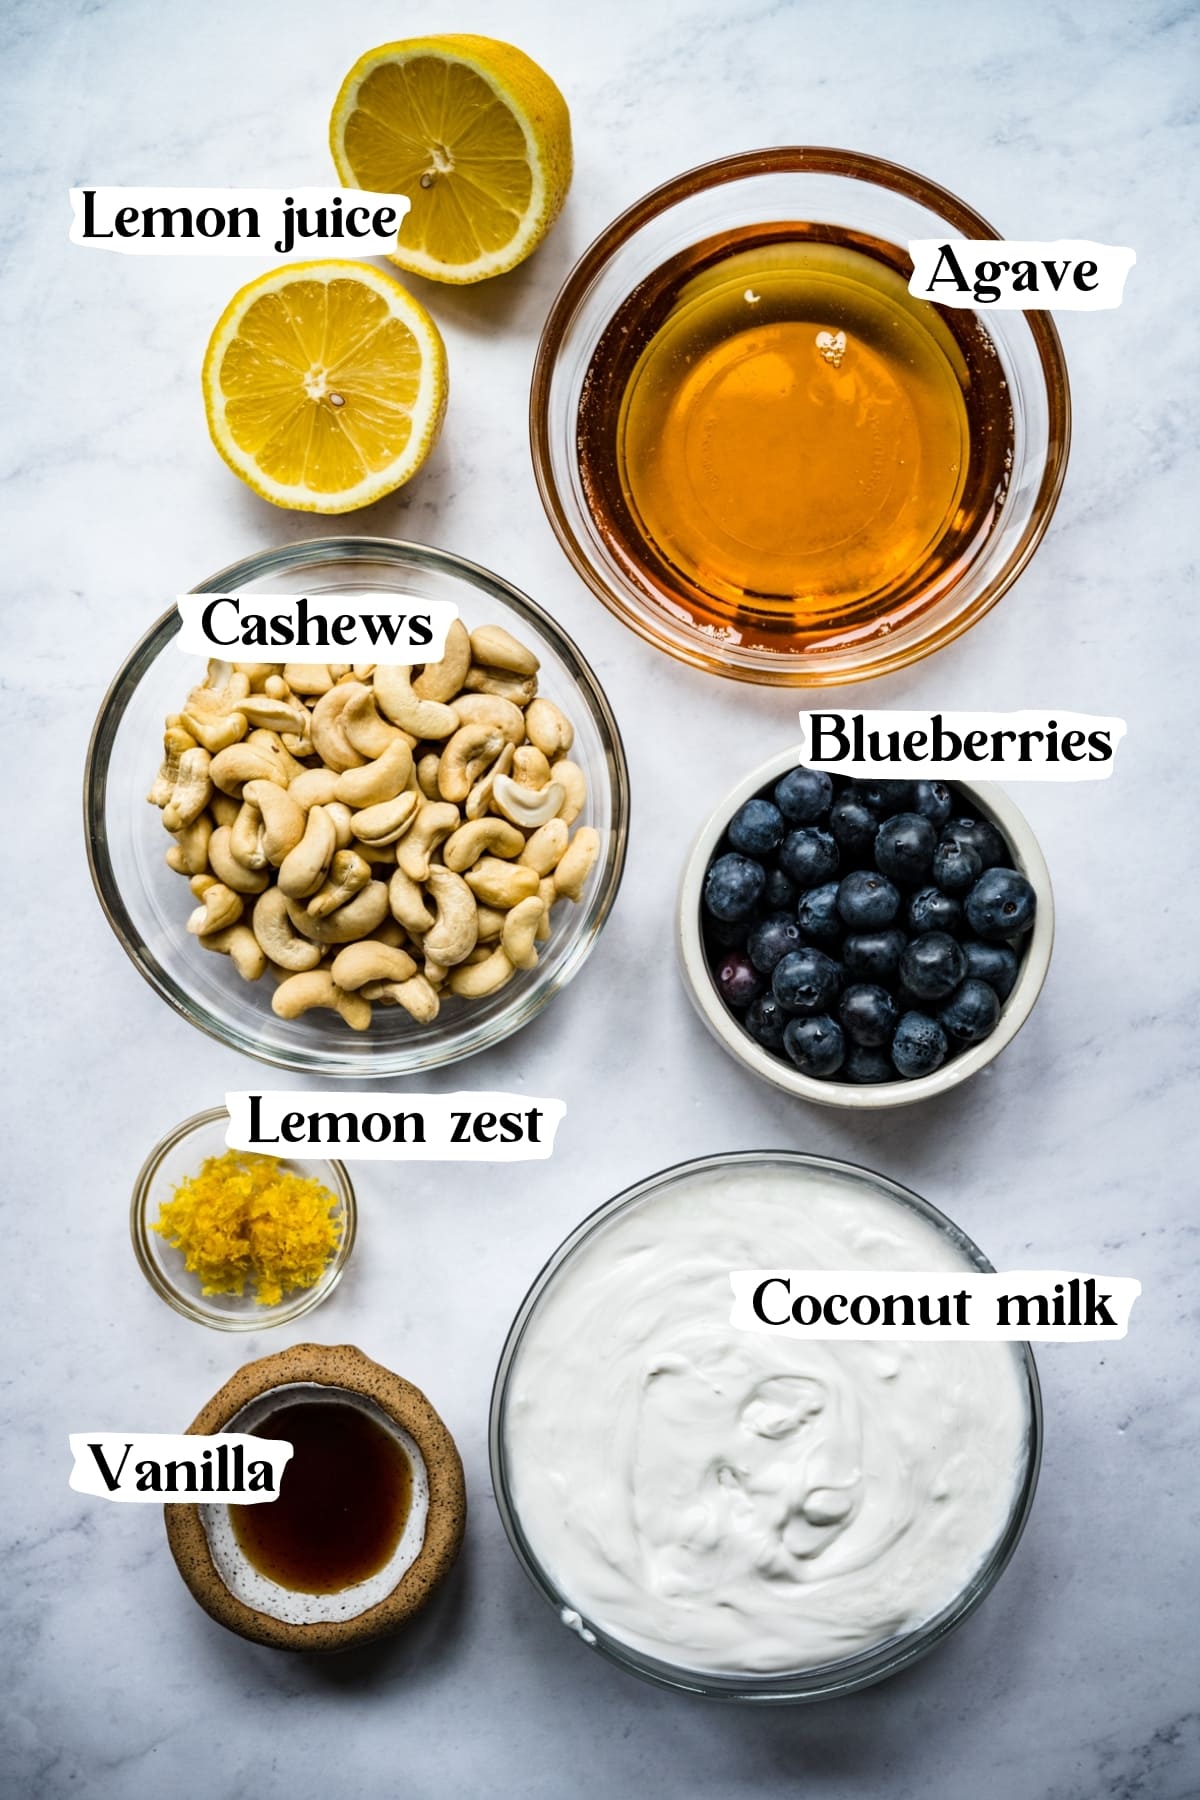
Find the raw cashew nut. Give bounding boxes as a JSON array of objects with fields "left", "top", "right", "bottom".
[
  {"left": 395, "top": 801, "right": 460, "bottom": 881},
  {"left": 469, "top": 624, "right": 540, "bottom": 677},
  {"left": 148, "top": 725, "right": 198, "bottom": 808},
  {"left": 551, "top": 759, "right": 587, "bottom": 827},
  {"left": 437, "top": 723, "right": 507, "bottom": 804},
  {"left": 208, "top": 825, "right": 269, "bottom": 894},
  {"left": 283, "top": 881, "right": 390, "bottom": 945},
  {"left": 239, "top": 694, "right": 305, "bottom": 734},
  {"left": 525, "top": 697, "right": 575, "bottom": 759},
  {"left": 448, "top": 946, "right": 515, "bottom": 998},
  {"left": 283, "top": 662, "right": 333, "bottom": 696},
  {"left": 374, "top": 664, "right": 458, "bottom": 740},
  {"left": 272, "top": 970, "right": 371, "bottom": 1031},
  {"left": 513, "top": 745, "right": 552, "bottom": 789},
  {"left": 555, "top": 827, "right": 601, "bottom": 901},
  {"left": 463, "top": 857, "right": 540, "bottom": 910},
  {"left": 365, "top": 973, "right": 440, "bottom": 1023},
  {"left": 331, "top": 940, "right": 418, "bottom": 991},
  {"left": 326, "top": 800, "right": 354, "bottom": 848},
  {"left": 187, "top": 883, "right": 243, "bottom": 936},
  {"left": 210, "top": 743, "right": 287, "bottom": 798},
  {"left": 230, "top": 798, "right": 267, "bottom": 870},
  {"left": 491, "top": 774, "right": 565, "bottom": 831},
  {"left": 251, "top": 887, "right": 323, "bottom": 972},
  {"left": 246, "top": 729, "right": 305, "bottom": 784},
  {"left": 210, "top": 792, "right": 240, "bottom": 829},
  {"left": 356, "top": 838, "right": 396, "bottom": 867},
  {"left": 162, "top": 747, "right": 213, "bottom": 832},
  {"left": 310, "top": 683, "right": 367, "bottom": 773},
  {"left": 464, "top": 741, "right": 514, "bottom": 822},
  {"left": 189, "top": 873, "right": 216, "bottom": 899},
  {"left": 277, "top": 805, "right": 337, "bottom": 899},
  {"left": 351, "top": 789, "right": 419, "bottom": 847},
  {"left": 343, "top": 686, "right": 408, "bottom": 759},
  {"left": 423, "top": 866, "right": 479, "bottom": 967},
  {"left": 474, "top": 904, "right": 506, "bottom": 941},
  {"left": 307, "top": 849, "right": 372, "bottom": 918},
  {"left": 166, "top": 813, "right": 212, "bottom": 877},
  {"left": 416, "top": 752, "right": 442, "bottom": 801},
  {"left": 289, "top": 767, "right": 340, "bottom": 811},
  {"left": 180, "top": 688, "right": 248, "bottom": 755},
  {"left": 389, "top": 866, "right": 434, "bottom": 936},
  {"left": 519, "top": 817, "right": 569, "bottom": 876},
  {"left": 199, "top": 923, "right": 267, "bottom": 982},
  {"left": 443, "top": 817, "right": 525, "bottom": 872},
  {"left": 462, "top": 665, "right": 538, "bottom": 705},
  {"left": 448, "top": 693, "right": 526, "bottom": 744},
  {"left": 335, "top": 739, "right": 413, "bottom": 808},
  {"left": 536, "top": 877, "right": 555, "bottom": 941},
  {"left": 243, "top": 778, "right": 305, "bottom": 865},
  {"left": 413, "top": 619, "right": 472, "bottom": 702},
  {"left": 501, "top": 896, "right": 544, "bottom": 971}
]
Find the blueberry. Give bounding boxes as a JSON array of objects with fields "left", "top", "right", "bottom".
[
  {"left": 745, "top": 991, "right": 788, "bottom": 1052},
  {"left": 849, "top": 778, "right": 915, "bottom": 817},
  {"left": 747, "top": 913, "right": 804, "bottom": 974},
  {"left": 932, "top": 838, "right": 982, "bottom": 896},
  {"left": 964, "top": 867, "right": 1038, "bottom": 941},
  {"left": 772, "top": 947, "right": 843, "bottom": 1016},
  {"left": 796, "top": 881, "right": 842, "bottom": 945},
  {"left": 938, "top": 978, "right": 1002, "bottom": 1045},
  {"left": 714, "top": 951, "right": 763, "bottom": 1009},
  {"left": 843, "top": 929, "right": 907, "bottom": 981},
  {"left": 912, "top": 780, "right": 954, "bottom": 828},
  {"left": 962, "top": 940, "right": 1020, "bottom": 1002},
  {"left": 705, "top": 916, "right": 750, "bottom": 949},
  {"left": 728, "top": 797, "right": 785, "bottom": 857},
  {"left": 704, "top": 852, "right": 765, "bottom": 921},
  {"left": 762, "top": 867, "right": 799, "bottom": 912},
  {"left": 843, "top": 1044, "right": 896, "bottom": 1085},
  {"left": 829, "top": 795, "right": 878, "bottom": 859},
  {"left": 874, "top": 812, "right": 937, "bottom": 887},
  {"left": 779, "top": 828, "right": 839, "bottom": 888},
  {"left": 907, "top": 886, "right": 963, "bottom": 936},
  {"left": 837, "top": 868, "right": 901, "bottom": 930},
  {"left": 782, "top": 1014, "right": 845, "bottom": 1078},
  {"left": 891, "top": 1011, "right": 949, "bottom": 1079},
  {"left": 899, "top": 931, "right": 967, "bottom": 1001},
  {"left": 839, "top": 983, "right": 899, "bottom": 1048},
  {"left": 944, "top": 816, "right": 1007, "bottom": 871},
  {"left": 774, "top": 767, "right": 834, "bottom": 823}
]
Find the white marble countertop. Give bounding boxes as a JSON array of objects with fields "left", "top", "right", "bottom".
[{"left": 4, "top": 0, "right": 1197, "bottom": 1795}]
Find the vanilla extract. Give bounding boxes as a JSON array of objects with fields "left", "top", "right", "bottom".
[{"left": 230, "top": 1401, "right": 412, "bottom": 1596}]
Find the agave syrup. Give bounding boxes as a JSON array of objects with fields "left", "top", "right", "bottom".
[{"left": 577, "top": 223, "right": 1013, "bottom": 652}]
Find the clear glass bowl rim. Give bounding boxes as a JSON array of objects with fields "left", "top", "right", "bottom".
[
  {"left": 489, "top": 1147, "right": 1043, "bottom": 1702},
  {"left": 84, "top": 534, "right": 631, "bottom": 1076},
  {"left": 529, "top": 144, "right": 1073, "bottom": 687},
  {"left": 129, "top": 1105, "right": 357, "bottom": 1330}
]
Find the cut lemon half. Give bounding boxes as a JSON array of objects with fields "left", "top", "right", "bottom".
[
  {"left": 202, "top": 261, "right": 447, "bottom": 513},
  {"left": 330, "top": 35, "right": 572, "bottom": 284}
]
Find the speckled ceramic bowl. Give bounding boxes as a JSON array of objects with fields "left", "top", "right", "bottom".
[{"left": 165, "top": 1344, "right": 466, "bottom": 1652}]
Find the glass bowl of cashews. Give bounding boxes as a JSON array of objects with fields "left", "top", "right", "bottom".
[{"left": 86, "top": 537, "right": 629, "bottom": 1075}]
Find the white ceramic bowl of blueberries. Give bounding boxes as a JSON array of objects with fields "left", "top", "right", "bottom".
[{"left": 678, "top": 748, "right": 1054, "bottom": 1109}]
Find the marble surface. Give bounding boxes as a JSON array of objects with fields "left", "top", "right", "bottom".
[{"left": 3, "top": 0, "right": 1197, "bottom": 1795}]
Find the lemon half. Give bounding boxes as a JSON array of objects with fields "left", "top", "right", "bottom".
[
  {"left": 330, "top": 35, "right": 572, "bottom": 284},
  {"left": 202, "top": 260, "right": 448, "bottom": 513}
]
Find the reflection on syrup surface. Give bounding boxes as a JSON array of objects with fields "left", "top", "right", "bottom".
[
  {"left": 230, "top": 1400, "right": 411, "bottom": 1595},
  {"left": 577, "top": 223, "right": 1013, "bottom": 653}
]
